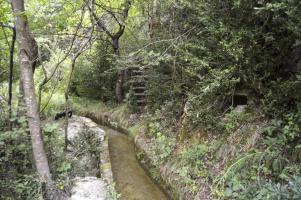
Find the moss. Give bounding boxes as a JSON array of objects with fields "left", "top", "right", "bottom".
[{"left": 101, "top": 163, "right": 112, "bottom": 171}]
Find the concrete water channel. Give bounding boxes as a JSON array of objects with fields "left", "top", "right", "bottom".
[
  {"left": 102, "top": 126, "right": 169, "bottom": 200},
  {"left": 66, "top": 116, "right": 168, "bottom": 199}
]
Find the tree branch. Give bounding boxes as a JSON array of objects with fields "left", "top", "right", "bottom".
[
  {"left": 88, "top": 0, "right": 113, "bottom": 38},
  {"left": 38, "top": 1, "right": 89, "bottom": 112},
  {"left": 94, "top": 2, "right": 123, "bottom": 26},
  {"left": 0, "top": 95, "right": 8, "bottom": 103}
]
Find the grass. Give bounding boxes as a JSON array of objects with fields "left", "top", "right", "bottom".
[
  {"left": 128, "top": 121, "right": 147, "bottom": 138},
  {"left": 72, "top": 96, "right": 109, "bottom": 114},
  {"left": 71, "top": 96, "right": 145, "bottom": 138}
]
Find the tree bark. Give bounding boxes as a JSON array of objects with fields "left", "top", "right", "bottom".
[
  {"left": 113, "top": 38, "right": 124, "bottom": 103},
  {"left": 8, "top": 27, "right": 16, "bottom": 130},
  {"left": 0, "top": 23, "right": 16, "bottom": 130},
  {"left": 12, "top": 0, "right": 52, "bottom": 183},
  {"left": 116, "top": 70, "right": 124, "bottom": 103}
]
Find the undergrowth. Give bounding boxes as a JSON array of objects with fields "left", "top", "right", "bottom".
[{"left": 58, "top": 97, "right": 301, "bottom": 200}]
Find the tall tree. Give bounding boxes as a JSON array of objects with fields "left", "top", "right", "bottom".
[
  {"left": 88, "top": 0, "right": 131, "bottom": 102},
  {"left": 8, "top": 26, "right": 15, "bottom": 130},
  {"left": 0, "top": 23, "right": 16, "bottom": 130},
  {"left": 11, "top": 0, "right": 51, "bottom": 184}
]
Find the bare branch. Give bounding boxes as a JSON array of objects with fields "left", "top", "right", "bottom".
[
  {"left": 1, "top": 24, "right": 12, "bottom": 49},
  {"left": 38, "top": 1, "right": 89, "bottom": 112},
  {"left": 88, "top": 0, "right": 131, "bottom": 39},
  {"left": 0, "top": 23, "right": 14, "bottom": 30},
  {"left": 94, "top": 2, "right": 123, "bottom": 26},
  {"left": 88, "top": 0, "right": 113, "bottom": 38},
  {"left": 0, "top": 95, "right": 8, "bottom": 103}
]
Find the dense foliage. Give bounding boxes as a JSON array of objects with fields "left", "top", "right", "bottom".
[{"left": 1, "top": 0, "right": 301, "bottom": 199}]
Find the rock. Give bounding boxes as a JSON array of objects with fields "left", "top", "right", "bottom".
[
  {"left": 61, "top": 116, "right": 114, "bottom": 200},
  {"left": 71, "top": 177, "right": 108, "bottom": 200},
  {"left": 233, "top": 105, "right": 247, "bottom": 114},
  {"left": 129, "top": 114, "right": 139, "bottom": 124}
]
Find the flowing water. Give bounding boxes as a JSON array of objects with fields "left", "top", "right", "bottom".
[{"left": 103, "top": 127, "right": 169, "bottom": 200}]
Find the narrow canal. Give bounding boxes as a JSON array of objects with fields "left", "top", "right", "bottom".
[{"left": 103, "top": 126, "right": 168, "bottom": 200}]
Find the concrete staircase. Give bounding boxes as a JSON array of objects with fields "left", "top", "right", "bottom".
[{"left": 130, "top": 67, "right": 147, "bottom": 109}]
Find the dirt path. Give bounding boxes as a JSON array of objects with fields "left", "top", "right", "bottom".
[{"left": 105, "top": 128, "right": 168, "bottom": 200}]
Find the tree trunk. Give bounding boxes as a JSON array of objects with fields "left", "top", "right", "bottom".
[
  {"left": 12, "top": 0, "right": 52, "bottom": 183},
  {"left": 89, "top": 0, "right": 131, "bottom": 103},
  {"left": 116, "top": 70, "right": 124, "bottom": 103},
  {"left": 8, "top": 27, "right": 16, "bottom": 130},
  {"left": 63, "top": 26, "right": 93, "bottom": 151},
  {"left": 63, "top": 57, "right": 77, "bottom": 152},
  {"left": 113, "top": 38, "right": 124, "bottom": 103}
]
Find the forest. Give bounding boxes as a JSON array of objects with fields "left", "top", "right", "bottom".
[{"left": 1, "top": 0, "right": 301, "bottom": 199}]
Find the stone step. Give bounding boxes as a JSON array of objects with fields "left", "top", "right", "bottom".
[
  {"left": 137, "top": 99, "right": 146, "bottom": 103},
  {"left": 131, "top": 75, "right": 146, "bottom": 79},
  {"left": 133, "top": 86, "right": 146, "bottom": 90},
  {"left": 134, "top": 93, "right": 146, "bottom": 96},
  {"left": 130, "top": 70, "right": 141, "bottom": 74},
  {"left": 130, "top": 79, "right": 145, "bottom": 83}
]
